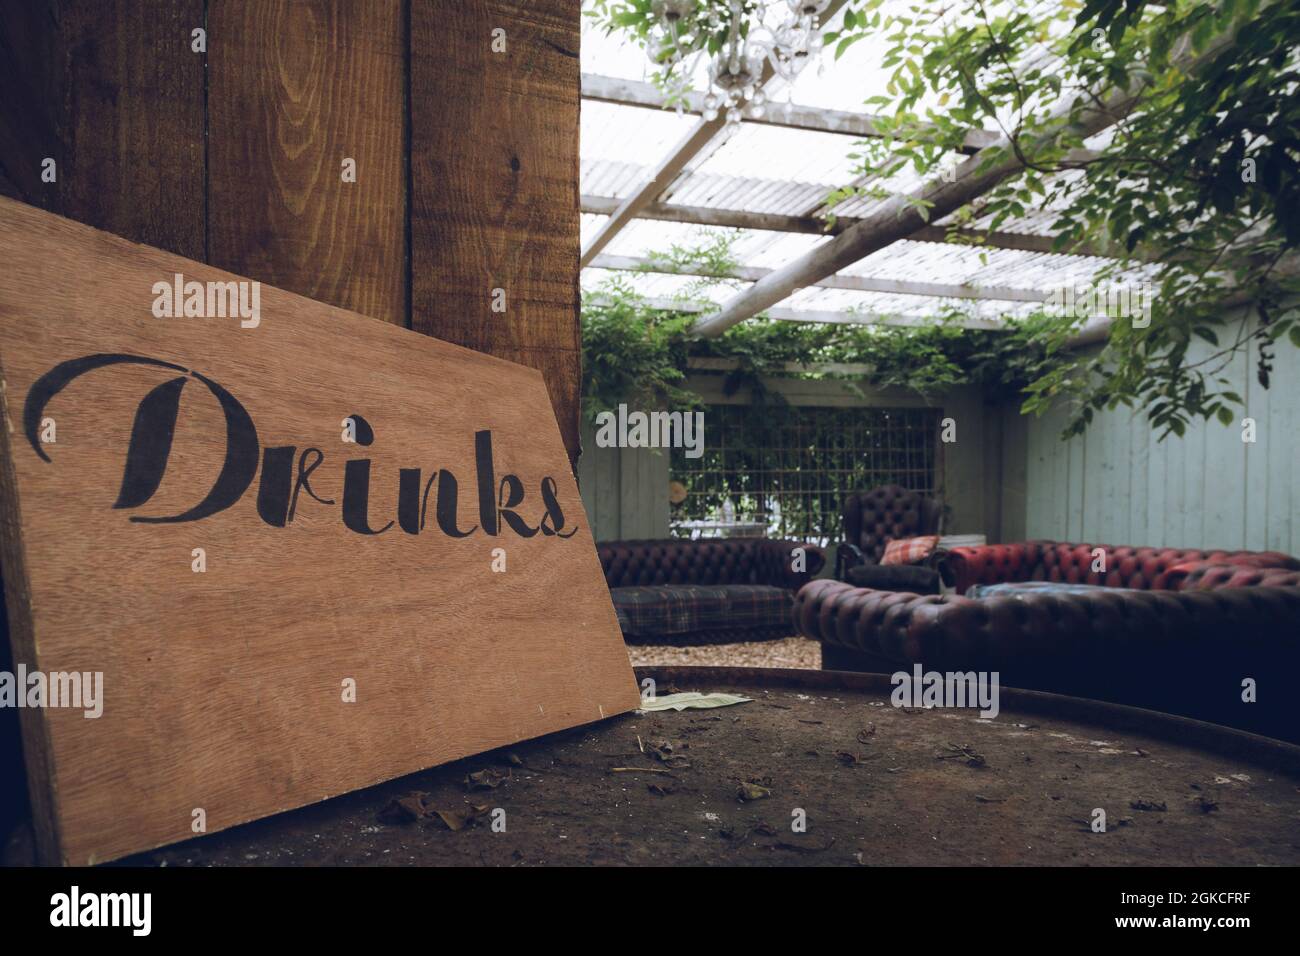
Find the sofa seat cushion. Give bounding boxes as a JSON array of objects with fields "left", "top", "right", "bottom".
[
  {"left": 611, "top": 584, "right": 793, "bottom": 637},
  {"left": 948, "top": 540, "right": 1300, "bottom": 593},
  {"left": 845, "top": 562, "right": 941, "bottom": 593},
  {"left": 967, "top": 581, "right": 1139, "bottom": 598}
]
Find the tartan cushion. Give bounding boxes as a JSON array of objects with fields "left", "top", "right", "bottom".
[
  {"left": 610, "top": 584, "right": 793, "bottom": 638},
  {"left": 880, "top": 535, "right": 940, "bottom": 566}
]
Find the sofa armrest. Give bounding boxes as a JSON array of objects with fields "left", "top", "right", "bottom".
[
  {"left": 756, "top": 538, "right": 826, "bottom": 589},
  {"left": 834, "top": 542, "right": 866, "bottom": 581},
  {"left": 946, "top": 542, "right": 1044, "bottom": 594},
  {"left": 795, "top": 578, "right": 1300, "bottom": 675}
]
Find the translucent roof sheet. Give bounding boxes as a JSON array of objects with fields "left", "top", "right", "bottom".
[{"left": 579, "top": 3, "right": 1149, "bottom": 328}]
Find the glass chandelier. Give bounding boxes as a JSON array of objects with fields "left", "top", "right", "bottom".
[{"left": 648, "top": 1, "right": 834, "bottom": 125}]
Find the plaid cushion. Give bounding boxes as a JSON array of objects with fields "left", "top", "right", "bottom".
[
  {"left": 610, "top": 584, "right": 793, "bottom": 638},
  {"left": 880, "top": 535, "right": 940, "bottom": 566}
]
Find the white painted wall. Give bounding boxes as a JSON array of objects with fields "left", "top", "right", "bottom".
[
  {"left": 1023, "top": 308, "right": 1300, "bottom": 551},
  {"left": 576, "top": 415, "right": 671, "bottom": 541}
]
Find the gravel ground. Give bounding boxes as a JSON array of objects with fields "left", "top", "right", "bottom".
[{"left": 627, "top": 636, "right": 821, "bottom": 670}]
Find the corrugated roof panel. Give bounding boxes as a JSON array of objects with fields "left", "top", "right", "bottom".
[{"left": 581, "top": 100, "right": 698, "bottom": 165}]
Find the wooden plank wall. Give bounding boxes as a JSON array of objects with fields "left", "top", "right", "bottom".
[
  {"left": 207, "top": 0, "right": 407, "bottom": 324},
  {"left": 411, "top": 1, "right": 583, "bottom": 461},
  {"left": 0, "top": 0, "right": 581, "bottom": 846},
  {"left": 0, "top": 0, "right": 581, "bottom": 461},
  {"left": 1023, "top": 307, "right": 1300, "bottom": 552},
  {"left": 577, "top": 418, "right": 670, "bottom": 541}
]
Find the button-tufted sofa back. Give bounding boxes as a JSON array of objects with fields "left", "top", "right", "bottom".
[
  {"left": 597, "top": 538, "right": 825, "bottom": 590},
  {"left": 842, "top": 485, "right": 942, "bottom": 564},
  {"left": 947, "top": 540, "right": 1300, "bottom": 594}
]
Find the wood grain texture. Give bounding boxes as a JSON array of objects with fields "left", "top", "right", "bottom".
[
  {"left": 207, "top": 0, "right": 407, "bottom": 324},
  {"left": 0, "top": 0, "right": 59, "bottom": 207},
  {"left": 0, "top": 0, "right": 206, "bottom": 258},
  {"left": 410, "top": 0, "right": 582, "bottom": 466},
  {"left": 0, "top": 197, "right": 637, "bottom": 865}
]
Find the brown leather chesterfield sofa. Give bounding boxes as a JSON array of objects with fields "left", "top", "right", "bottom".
[
  {"left": 795, "top": 540, "right": 1300, "bottom": 740},
  {"left": 598, "top": 537, "right": 825, "bottom": 645}
]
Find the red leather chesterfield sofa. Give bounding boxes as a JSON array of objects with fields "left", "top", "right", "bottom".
[
  {"left": 794, "top": 541, "right": 1300, "bottom": 740},
  {"left": 598, "top": 537, "right": 825, "bottom": 645}
]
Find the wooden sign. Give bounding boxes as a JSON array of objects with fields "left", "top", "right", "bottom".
[{"left": 0, "top": 197, "right": 639, "bottom": 865}]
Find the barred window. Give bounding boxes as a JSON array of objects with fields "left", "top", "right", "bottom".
[{"left": 670, "top": 404, "right": 941, "bottom": 546}]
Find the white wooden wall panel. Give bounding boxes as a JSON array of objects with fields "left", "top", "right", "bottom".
[{"left": 1025, "top": 309, "right": 1300, "bottom": 553}]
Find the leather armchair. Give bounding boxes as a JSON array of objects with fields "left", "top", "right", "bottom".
[{"left": 834, "top": 484, "right": 943, "bottom": 581}]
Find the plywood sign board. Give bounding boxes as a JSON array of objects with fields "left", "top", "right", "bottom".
[{"left": 0, "top": 197, "right": 639, "bottom": 865}]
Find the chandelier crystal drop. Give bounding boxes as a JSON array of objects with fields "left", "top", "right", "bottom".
[{"left": 647, "top": 0, "right": 833, "bottom": 126}]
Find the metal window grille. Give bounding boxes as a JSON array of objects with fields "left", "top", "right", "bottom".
[{"left": 670, "top": 404, "right": 941, "bottom": 546}]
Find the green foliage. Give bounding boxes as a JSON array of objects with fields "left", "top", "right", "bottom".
[
  {"left": 581, "top": 276, "right": 698, "bottom": 424},
  {"left": 829, "top": 0, "right": 1300, "bottom": 438},
  {"left": 581, "top": 271, "right": 1071, "bottom": 415},
  {"left": 589, "top": 0, "right": 1300, "bottom": 439}
]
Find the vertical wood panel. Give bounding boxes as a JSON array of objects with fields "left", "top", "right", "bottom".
[
  {"left": 1128, "top": 410, "right": 1150, "bottom": 546},
  {"left": 621, "top": 446, "right": 639, "bottom": 538},
  {"left": 1180, "top": 392, "right": 1208, "bottom": 548},
  {"left": 1276, "top": 332, "right": 1300, "bottom": 553},
  {"left": 1203, "top": 343, "right": 1249, "bottom": 548},
  {"left": 577, "top": 415, "right": 599, "bottom": 531},
  {"left": 594, "top": 432, "right": 619, "bottom": 541},
  {"left": 0, "top": 0, "right": 58, "bottom": 206},
  {"left": 1081, "top": 419, "right": 1104, "bottom": 541},
  {"left": 1066, "top": 433, "right": 1084, "bottom": 541},
  {"left": 410, "top": 0, "right": 582, "bottom": 466},
  {"left": 1144, "top": 414, "right": 1166, "bottom": 548},
  {"left": 0, "top": 0, "right": 205, "bottom": 257},
  {"left": 1020, "top": 309, "right": 1300, "bottom": 552},
  {"left": 208, "top": 0, "right": 407, "bottom": 324},
  {"left": 1244, "top": 333, "right": 1271, "bottom": 551},
  {"left": 1161, "top": 419, "right": 1187, "bottom": 547},
  {"left": 0, "top": 0, "right": 206, "bottom": 852}
]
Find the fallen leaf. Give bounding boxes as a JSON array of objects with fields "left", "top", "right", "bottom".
[
  {"left": 377, "top": 792, "right": 430, "bottom": 824},
  {"left": 465, "top": 768, "right": 511, "bottom": 791},
  {"left": 737, "top": 782, "right": 771, "bottom": 802},
  {"left": 432, "top": 803, "right": 492, "bottom": 831},
  {"left": 640, "top": 692, "right": 753, "bottom": 712}
]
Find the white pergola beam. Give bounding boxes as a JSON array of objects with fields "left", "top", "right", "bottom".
[
  {"left": 589, "top": 253, "right": 1047, "bottom": 303},
  {"left": 584, "top": 294, "right": 1006, "bottom": 330},
  {"left": 579, "top": 193, "right": 1132, "bottom": 259},
  {"left": 580, "top": 74, "right": 1000, "bottom": 153}
]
